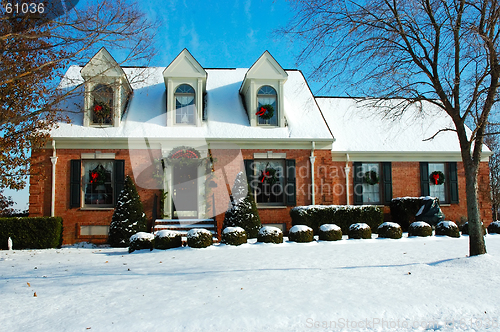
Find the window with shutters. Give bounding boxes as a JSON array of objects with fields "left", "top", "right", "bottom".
[
  {"left": 83, "top": 160, "right": 114, "bottom": 207},
  {"left": 353, "top": 162, "right": 392, "bottom": 205},
  {"left": 420, "top": 162, "right": 458, "bottom": 204},
  {"left": 244, "top": 159, "right": 296, "bottom": 206}
]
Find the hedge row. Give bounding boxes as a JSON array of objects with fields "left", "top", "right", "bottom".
[
  {"left": 0, "top": 217, "right": 63, "bottom": 250},
  {"left": 290, "top": 205, "right": 383, "bottom": 235}
]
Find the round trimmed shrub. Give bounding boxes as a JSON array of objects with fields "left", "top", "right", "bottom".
[
  {"left": 318, "top": 224, "right": 342, "bottom": 241},
  {"left": 128, "top": 232, "right": 154, "bottom": 253},
  {"left": 348, "top": 223, "right": 371, "bottom": 239},
  {"left": 435, "top": 221, "right": 460, "bottom": 238},
  {"left": 377, "top": 222, "right": 402, "bottom": 239},
  {"left": 408, "top": 221, "right": 432, "bottom": 237},
  {"left": 488, "top": 221, "right": 500, "bottom": 234},
  {"left": 221, "top": 227, "right": 247, "bottom": 246},
  {"left": 154, "top": 230, "right": 182, "bottom": 250},
  {"left": 461, "top": 222, "right": 487, "bottom": 236},
  {"left": 288, "top": 225, "right": 314, "bottom": 243},
  {"left": 187, "top": 229, "right": 213, "bottom": 248},
  {"left": 257, "top": 226, "right": 283, "bottom": 244}
]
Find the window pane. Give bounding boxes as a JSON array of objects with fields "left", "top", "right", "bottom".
[
  {"left": 362, "top": 163, "right": 380, "bottom": 204},
  {"left": 254, "top": 160, "right": 285, "bottom": 204},
  {"left": 175, "top": 84, "right": 195, "bottom": 124},
  {"left": 429, "top": 163, "right": 446, "bottom": 202},
  {"left": 257, "top": 96, "right": 277, "bottom": 125},
  {"left": 83, "top": 160, "right": 114, "bottom": 206},
  {"left": 92, "top": 84, "right": 113, "bottom": 125}
]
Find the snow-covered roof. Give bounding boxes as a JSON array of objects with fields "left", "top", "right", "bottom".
[
  {"left": 52, "top": 66, "right": 333, "bottom": 141},
  {"left": 316, "top": 97, "right": 490, "bottom": 154}
]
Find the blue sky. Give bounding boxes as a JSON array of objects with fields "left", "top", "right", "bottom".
[{"left": 7, "top": 0, "right": 334, "bottom": 210}]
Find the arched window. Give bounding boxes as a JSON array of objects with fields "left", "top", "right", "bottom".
[
  {"left": 257, "top": 86, "right": 277, "bottom": 125},
  {"left": 175, "top": 84, "right": 195, "bottom": 124},
  {"left": 92, "top": 84, "right": 113, "bottom": 125}
]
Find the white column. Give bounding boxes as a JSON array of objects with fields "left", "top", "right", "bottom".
[
  {"left": 310, "top": 142, "right": 316, "bottom": 205},
  {"left": 345, "top": 154, "right": 351, "bottom": 205},
  {"left": 50, "top": 140, "right": 58, "bottom": 217}
]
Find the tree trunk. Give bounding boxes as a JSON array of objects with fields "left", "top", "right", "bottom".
[{"left": 464, "top": 160, "right": 487, "bottom": 256}]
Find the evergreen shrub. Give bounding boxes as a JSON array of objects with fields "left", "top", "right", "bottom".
[
  {"left": 348, "top": 223, "right": 372, "bottom": 239},
  {"left": 154, "top": 230, "right": 182, "bottom": 249},
  {"left": 435, "top": 221, "right": 460, "bottom": 238},
  {"left": 0, "top": 217, "right": 63, "bottom": 249},
  {"left": 257, "top": 226, "right": 283, "bottom": 244},
  {"left": 290, "top": 205, "right": 383, "bottom": 235},
  {"left": 408, "top": 221, "right": 432, "bottom": 237},
  {"left": 377, "top": 222, "right": 403, "bottom": 239},
  {"left": 108, "top": 176, "right": 147, "bottom": 247},
  {"left": 187, "top": 229, "right": 213, "bottom": 248},
  {"left": 488, "top": 221, "right": 500, "bottom": 234},
  {"left": 223, "top": 172, "right": 261, "bottom": 238},
  {"left": 390, "top": 197, "right": 444, "bottom": 231},
  {"left": 221, "top": 227, "right": 247, "bottom": 246},
  {"left": 128, "top": 232, "right": 154, "bottom": 253},
  {"left": 460, "top": 222, "right": 487, "bottom": 236},
  {"left": 288, "top": 225, "right": 314, "bottom": 243},
  {"left": 318, "top": 224, "right": 342, "bottom": 241}
]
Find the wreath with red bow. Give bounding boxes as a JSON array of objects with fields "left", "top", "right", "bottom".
[
  {"left": 255, "top": 104, "right": 275, "bottom": 120},
  {"left": 364, "top": 170, "right": 379, "bottom": 185},
  {"left": 259, "top": 164, "right": 279, "bottom": 185},
  {"left": 430, "top": 171, "right": 445, "bottom": 185},
  {"left": 93, "top": 101, "right": 112, "bottom": 124},
  {"left": 89, "top": 165, "right": 107, "bottom": 185}
]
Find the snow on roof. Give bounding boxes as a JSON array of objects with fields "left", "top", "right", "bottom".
[
  {"left": 316, "top": 97, "right": 488, "bottom": 153},
  {"left": 51, "top": 66, "right": 333, "bottom": 141}
]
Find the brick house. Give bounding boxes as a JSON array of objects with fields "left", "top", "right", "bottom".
[{"left": 29, "top": 48, "right": 493, "bottom": 245}]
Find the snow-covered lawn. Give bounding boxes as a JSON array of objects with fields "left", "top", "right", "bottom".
[{"left": 2, "top": 235, "right": 500, "bottom": 332}]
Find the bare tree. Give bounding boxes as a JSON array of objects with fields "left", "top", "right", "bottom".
[
  {"left": 0, "top": 0, "right": 158, "bottom": 190},
  {"left": 282, "top": 0, "right": 500, "bottom": 255}
]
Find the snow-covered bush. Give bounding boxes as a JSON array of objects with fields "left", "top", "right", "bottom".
[
  {"left": 390, "top": 196, "right": 444, "bottom": 231},
  {"left": 187, "top": 229, "right": 213, "bottom": 248},
  {"left": 290, "top": 205, "right": 383, "bottom": 235},
  {"left": 348, "top": 223, "right": 372, "bottom": 239},
  {"left": 460, "top": 222, "right": 487, "bottom": 236},
  {"left": 408, "top": 221, "right": 432, "bottom": 237},
  {"left": 377, "top": 222, "right": 403, "bottom": 239},
  {"left": 108, "top": 176, "right": 147, "bottom": 247},
  {"left": 128, "top": 232, "right": 154, "bottom": 253},
  {"left": 318, "top": 224, "right": 342, "bottom": 241},
  {"left": 435, "top": 221, "right": 460, "bottom": 238},
  {"left": 288, "top": 225, "right": 314, "bottom": 243},
  {"left": 223, "top": 172, "right": 261, "bottom": 238},
  {"left": 154, "top": 230, "right": 182, "bottom": 250},
  {"left": 257, "top": 226, "right": 283, "bottom": 244},
  {"left": 221, "top": 227, "right": 247, "bottom": 246},
  {"left": 488, "top": 221, "right": 500, "bottom": 234}
]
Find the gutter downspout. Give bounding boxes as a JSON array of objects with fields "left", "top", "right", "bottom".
[
  {"left": 310, "top": 142, "right": 316, "bottom": 205},
  {"left": 345, "top": 154, "right": 351, "bottom": 205},
  {"left": 50, "top": 140, "right": 58, "bottom": 217}
]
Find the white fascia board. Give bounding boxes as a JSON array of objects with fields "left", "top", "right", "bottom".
[{"left": 332, "top": 151, "right": 492, "bottom": 162}]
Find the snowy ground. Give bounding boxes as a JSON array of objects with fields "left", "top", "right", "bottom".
[{"left": 2, "top": 235, "right": 500, "bottom": 332}]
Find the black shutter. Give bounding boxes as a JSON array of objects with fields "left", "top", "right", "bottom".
[
  {"left": 449, "top": 162, "right": 459, "bottom": 204},
  {"left": 353, "top": 162, "right": 363, "bottom": 205},
  {"left": 420, "top": 162, "right": 430, "bottom": 196},
  {"left": 382, "top": 162, "right": 392, "bottom": 204},
  {"left": 70, "top": 160, "right": 81, "bottom": 208},
  {"left": 244, "top": 160, "right": 255, "bottom": 185},
  {"left": 285, "top": 159, "right": 296, "bottom": 206},
  {"left": 114, "top": 160, "right": 125, "bottom": 205}
]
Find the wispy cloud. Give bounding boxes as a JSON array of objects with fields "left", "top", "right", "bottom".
[{"left": 244, "top": 0, "right": 252, "bottom": 21}]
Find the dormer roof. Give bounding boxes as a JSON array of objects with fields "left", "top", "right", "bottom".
[
  {"left": 81, "top": 47, "right": 127, "bottom": 79},
  {"left": 240, "top": 51, "right": 288, "bottom": 93},
  {"left": 162, "top": 49, "right": 207, "bottom": 81}
]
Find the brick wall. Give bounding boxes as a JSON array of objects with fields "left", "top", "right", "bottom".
[{"left": 30, "top": 146, "right": 493, "bottom": 244}]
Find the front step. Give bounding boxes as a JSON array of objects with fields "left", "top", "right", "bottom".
[{"left": 154, "top": 219, "right": 217, "bottom": 236}]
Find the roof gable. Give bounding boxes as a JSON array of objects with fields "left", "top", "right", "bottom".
[
  {"left": 162, "top": 49, "right": 207, "bottom": 79},
  {"left": 244, "top": 51, "right": 288, "bottom": 80},
  {"left": 80, "top": 47, "right": 126, "bottom": 79}
]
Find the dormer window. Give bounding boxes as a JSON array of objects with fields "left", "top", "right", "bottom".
[
  {"left": 257, "top": 86, "right": 277, "bottom": 126},
  {"left": 92, "top": 84, "right": 113, "bottom": 125},
  {"left": 175, "top": 84, "right": 196, "bottom": 125}
]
